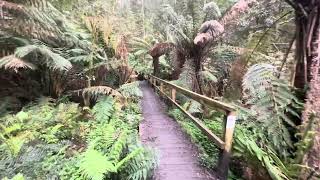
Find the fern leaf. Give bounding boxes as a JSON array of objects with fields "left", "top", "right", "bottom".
[
  {"left": 81, "top": 86, "right": 123, "bottom": 100},
  {"left": 14, "top": 44, "right": 72, "bottom": 71},
  {"left": 92, "top": 97, "right": 115, "bottom": 122},
  {"left": 115, "top": 148, "right": 143, "bottom": 170},
  {"left": 242, "top": 63, "right": 301, "bottom": 156},
  {"left": 79, "top": 148, "right": 116, "bottom": 180},
  {"left": 0, "top": 55, "right": 36, "bottom": 72}
]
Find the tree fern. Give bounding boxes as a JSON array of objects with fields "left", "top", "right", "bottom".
[
  {"left": 242, "top": 63, "right": 302, "bottom": 157},
  {"left": 80, "top": 86, "right": 124, "bottom": 100},
  {"left": 0, "top": 0, "right": 83, "bottom": 47}
]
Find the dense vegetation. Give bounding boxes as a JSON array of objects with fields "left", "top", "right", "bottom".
[{"left": 1, "top": 0, "right": 319, "bottom": 180}]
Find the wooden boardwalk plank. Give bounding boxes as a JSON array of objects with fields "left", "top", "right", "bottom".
[{"left": 139, "top": 81, "right": 217, "bottom": 180}]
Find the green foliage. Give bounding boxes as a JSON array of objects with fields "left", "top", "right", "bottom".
[
  {"left": 92, "top": 96, "right": 115, "bottom": 122},
  {"left": 2, "top": 173, "right": 25, "bottom": 180},
  {"left": 118, "top": 82, "right": 143, "bottom": 101},
  {"left": 242, "top": 63, "right": 302, "bottom": 157},
  {"left": 233, "top": 127, "right": 292, "bottom": 180},
  {"left": 14, "top": 44, "right": 72, "bottom": 71},
  {"left": 0, "top": 96, "right": 156, "bottom": 179},
  {"left": 78, "top": 148, "right": 117, "bottom": 180},
  {"left": 231, "top": 63, "right": 316, "bottom": 180},
  {"left": 128, "top": 53, "right": 153, "bottom": 75},
  {"left": 199, "top": 70, "right": 218, "bottom": 83},
  {"left": 118, "top": 147, "right": 156, "bottom": 180}
]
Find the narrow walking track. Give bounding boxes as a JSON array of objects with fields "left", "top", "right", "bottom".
[{"left": 139, "top": 81, "right": 216, "bottom": 180}]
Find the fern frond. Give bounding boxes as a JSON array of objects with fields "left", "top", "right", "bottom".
[
  {"left": 242, "top": 63, "right": 301, "bottom": 156},
  {"left": 78, "top": 148, "right": 116, "bottom": 180},
  {"left": 108, "top": 131, "right": 128, "bottom": 163},
  {"left": 119, "top": 147, "right": 156, "bottom": 180},
  {"left": 118, "top": 82, "right": 143, "bottom": 99},
  {"left": 92, "top": 97, "right": 115, "bottom": 122},
  {"left": 0, "top": 55, "right": 36, "bottom": 72},
  {"left": 81, "top": 86, "right": 123, "bottom": 100},
  {"left": 115, "top": 148, "right": 143, "bottom": 170},
  {"left": 14, "top": 44, "right": 72, "bottom": 70}
]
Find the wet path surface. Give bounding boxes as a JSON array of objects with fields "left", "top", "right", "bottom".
[{"left": 139, "top": 81, "right": 216, "bottom": 180}]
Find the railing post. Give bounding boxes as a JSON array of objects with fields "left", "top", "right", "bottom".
[
  {"left": 154, "top": 78, "right": 157, "bottom": 87},
  {"left": 160, "top": 82, "right": 164, "bottom": 92},
  {"left": 218, "top": 111, "right": 237, "bottom": 180},
  {"left": 171, "top": 88, "right": 176, "bottom": 102}
]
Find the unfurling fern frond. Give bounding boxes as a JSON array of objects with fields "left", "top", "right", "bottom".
[
  {"left": 0, "top": 55, "right": 36, "bottom": 72},
  {"left": 242, "top": 63, "right": 302, "bottom": 157}
]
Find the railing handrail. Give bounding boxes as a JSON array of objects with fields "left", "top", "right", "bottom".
[
  {"left": 146, "top": 74, "right": 237, "bottom": 180},
  {"left": 149, "top": 74, "right": 235, "bottom": 112}
]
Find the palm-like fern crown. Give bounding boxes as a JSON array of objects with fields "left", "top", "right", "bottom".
[
  {"left": 160, "top": 1, "right": 221, "bottom": 52},
  {"left": 1, "top": 0, "right": 65, "bottom": 46},
  {"left": 0, "top": 0, "right": 95, "bottom": 72}
]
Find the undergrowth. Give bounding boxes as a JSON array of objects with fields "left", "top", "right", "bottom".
[{"left": 0, "top": 95, "right": 156, "bottom": 180}]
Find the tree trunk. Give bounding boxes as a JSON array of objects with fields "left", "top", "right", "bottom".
[
  {"left": 171, "top": 50, "right": 186, "bottom": 80},
  {"left": 153, "top": 56, "right": 160, "bottom": 76},
  {"left": 192, "top": 47, "right": 204, "bottom": 94},
  {"left": 149, "top": 43, "right": 175, "bottom": 77},
  {"left": 291, "top": 1, "right": 320, "bottom": 178},
  {"left": 299, "top": 27, "right": 320, "bottom": 179}
]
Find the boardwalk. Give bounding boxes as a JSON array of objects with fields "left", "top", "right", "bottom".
[{"left": 139, "top": 81, "right": 216, "bottom": 180}]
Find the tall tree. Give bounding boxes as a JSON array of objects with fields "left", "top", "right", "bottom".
[{"left": 288, "top": 0, "right": 320, "bottom": 178}]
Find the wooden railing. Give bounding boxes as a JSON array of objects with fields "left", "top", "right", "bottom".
[{"left": 146, "top": 75, "right": 237, "bottom": 180}]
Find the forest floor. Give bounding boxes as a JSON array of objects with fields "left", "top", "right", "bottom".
[{"left": 139, "top": 81, "right": 217, "bottom": 180}]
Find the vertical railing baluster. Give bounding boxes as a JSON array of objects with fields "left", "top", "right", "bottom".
[
  {"left": 171, "top": 88, "right": 176, "bottom": 102},
  {"left": 218, "top": 111, "right": 237, "bottom": 179}
]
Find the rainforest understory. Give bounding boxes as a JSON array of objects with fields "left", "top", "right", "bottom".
[{"left": 0, "top": 0, "right": 319, "bottom": 180}]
